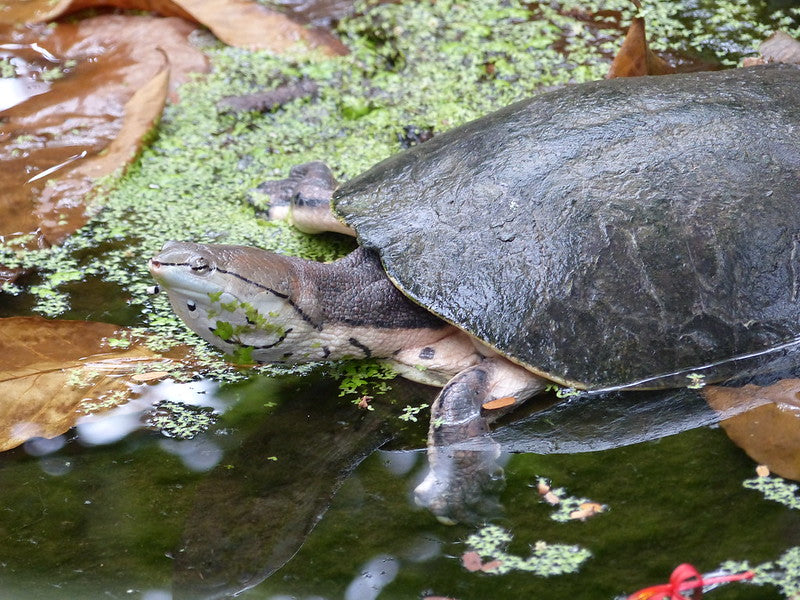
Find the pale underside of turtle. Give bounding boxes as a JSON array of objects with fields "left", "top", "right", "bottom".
[{"left": 332, "top": 64, "right": 800, "bottom": 390}]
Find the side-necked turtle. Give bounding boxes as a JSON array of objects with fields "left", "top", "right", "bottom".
[{"left": 150, "top": 65, "right": 800, "bottom": 516}]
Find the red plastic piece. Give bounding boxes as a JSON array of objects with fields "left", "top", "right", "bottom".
[{"left": 627, "top": 563, "right": 755, "bottom": 600}]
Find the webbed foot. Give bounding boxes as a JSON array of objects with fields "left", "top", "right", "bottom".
[
  {"left": 415, "top": 359, "right": 542, "bottom": 524},
  {"left": 251, "top": 162, "right": 353, "bottom": 235}
]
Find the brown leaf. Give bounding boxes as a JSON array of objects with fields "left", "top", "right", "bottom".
[
  {"left": 0, "top": 15, "right": 208, "bottom": 246},
  {"left": 0, "top": 0, "right": 74, "bottom": 25},
  {"left": 0, "top": 316, "right": 189, "bottom": 452},
  {"left": 705, "top": 380, "right": 800, "bottom": 481},
  {"left": 482, "top": 396, "right": 516, "bottom": 411},
  {"left": 0, "top": 0, "right": 348, "bottom": 55},
  {"left": 461, "top": 551, "right": 484, "bottom": 572},
  {"left": 608, "top": 14, "right": 675, "bottom": 78},
  {"left": 569, "top": 502, "right": 605, "bottom": 520},
  {"left": 743, "top": 31, "right": 800, "bottom": 67},
  {"left": 480, "top": 559, "right": 503, "bottom": 572},
  {"left": 0, "top": 0, "right": 193, "bottom": 25},
  {"left": 173, "top": 0, "right": 348, "bottom": 55}
]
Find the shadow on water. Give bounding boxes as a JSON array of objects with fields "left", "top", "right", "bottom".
[{"left": 172, "top": 376, "right": 400, "bottom": 599}]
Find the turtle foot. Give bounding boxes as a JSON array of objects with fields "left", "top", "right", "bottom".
[
  {"left": 414, "top": 359, "right": 546, "bottom": 523},
  {"left": 250, "top": 162, "right": 352, "bottom": 235}
]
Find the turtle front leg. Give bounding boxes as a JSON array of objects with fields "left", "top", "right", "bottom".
[
  {"left": 252, "top": 161, "right": 354, "bottom": 236},
  {"left": 414, "top": 357, "right": 546, "bottom": 524}
]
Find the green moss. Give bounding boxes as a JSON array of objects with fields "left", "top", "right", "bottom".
[
  {"left": 143, "top": 400, "right": 217, "bottom": 439},
  {"left": 330, "top": 359, "right": 398, "bottom": 400},
  {"left": 721, "top": 547, "right": 800, "bottom": 596},
  {"left": 744, "top": 474, "right": 800, "bottom": 510},
  {"left": 465, "top": 524, "right": 592, "bottom": 576}
]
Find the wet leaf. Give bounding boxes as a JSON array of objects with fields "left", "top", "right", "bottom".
[
  {"left": 607, "top": 3, "right": 675, "bottom": 78},
  {"left": 0, "top": 0, "right": 348, "bottom": 55},
  {"left": 175, "top": 0, "right": 349, "bottom": 54},
  {"left": 0, "top": 316, "right": 188, "bottom": 452},
  {"left": 742, "top": 31, "right": 800, "bottom": 67},
  {"left": 482, "top": 395, "right": 516, "bottom": 411},
  {"left": 705, "top": 380, "right": 800, "bottom": 481},
  {"left": 462, "top": 551, "right": 484, "bottom": 572},
  {"left": 0, "top": 0, "right": 194, "bottom": 25},
  {"left": 0, "top": 15, "right": 208, "bottom": 246}
]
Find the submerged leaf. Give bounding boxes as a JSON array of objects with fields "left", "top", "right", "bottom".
[
  {"left": 0, "top": 316, "right": 189, "bottom": 452},
  {"left": 0, "top": 15, "right": 208, "bottom": 246},
  {"left": 705, "top": 380, "right": 800, "bottom": 481}
]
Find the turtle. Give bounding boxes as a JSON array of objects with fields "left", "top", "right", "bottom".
[{"left": 150, "top": 64, "right": 800, "bottom": 518}]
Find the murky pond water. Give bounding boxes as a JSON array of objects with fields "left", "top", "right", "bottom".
[
  {"left": 0, "top": 369, "right": 798, "bottom": 599},
  {"left": 2, "top": 0, "right": 800, "bottom": 598}
]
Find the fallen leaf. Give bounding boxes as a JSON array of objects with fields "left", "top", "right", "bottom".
[
  {"left": 543, "top": 491, "right": 561, "bottom": 505},
  {"left": 607, "top": 1, "right": 675, "bottom": 78},
  {"left": 705, "top": 380, "right": 800, "bottom": 481},
  {"left": 0, "top": 0, "right": 196, "bottom": 25},
  {"left": 131, "top": 371, "right": 172, "bottom": 383},
  {"left": 0, "top": 15, "right": 208, "bottom": 246},
  {"left": 174, "top": 0, "right": 348, "bottom": 54},
  {"left": 0, "top": 316, "right": 189, "bottom": 452},
  {"left": 569, "top": 502, "right": 605, "bottom": 520},
  {"left": 482, "top": 396, "right": 516, "bottom": 411},
  {"left": 480, "top": 559, "right": 503, "bottom": 572},
  {"left": 218, "top": 80, "right": 319, "bottom": 114},
  {"left": 742, "top": 31, "right": 800, "bottom": 67},
  {"left": 462, "top": 551, "right": 483, "bottom": 572},
  {"left": 1, "top": 0, "right": 348, "bottom": 55}
]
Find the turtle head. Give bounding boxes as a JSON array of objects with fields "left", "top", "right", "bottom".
[{"left": 149, "top": 241, "right": 314, "bottom": 363}]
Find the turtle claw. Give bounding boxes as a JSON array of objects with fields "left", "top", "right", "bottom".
[
  {"left": 415, "top": 443, "right": 505, "bottom": 525},
  {"left": 250, "top": 161, "right": 337, "bottom": 221},
  {"left": 250, "top": 162, "right": 354, "bottom": 235},
  {"left": 414, "top": 361, "right": 507, "bottom": 523}
]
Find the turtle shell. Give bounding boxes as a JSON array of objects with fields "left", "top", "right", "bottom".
[{"left": 333, "top": 65, "right": 800, "bottom": 390}]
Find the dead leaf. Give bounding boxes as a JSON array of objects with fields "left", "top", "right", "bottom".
[
  {"left": 743, "top": 31, "right": 800, "bottom": 67},
  {"left": 0, "top": 0, "right": 194, "bottom": 25},
  {"left": 0, "top": 15, "right": 208, "bottom": 246},
  {"left": 482, "top": 396, "right": 516, "bottom": 411},
  {"left": 543, "top": 491, "right": 561, "bottom": 505},
  {"left": 1, "top": 0, "right": 348, "bottom": 55},
  {"left": 0, "top": 316, "right": 189, "bottom": 452},
  {"left": 174, "top": 0, "right": 348, "bottom": 54},
  {"left": 462, "top": 551, "right": 483, "bottom": 572},
  {"left": 480, "top": 559, "right": 503, "bottom": 572},
  {"left": 131, "top": 371, "right": 172, "bottom": 382},
  {"left": 608, "top": 1, "right": 675, "bottom": 78},
  {"left": 705, "top": 380, "right": 800, "bottom": 481},
  {"left": 569, "top": 502, "right": 605, "bottom": 520}
]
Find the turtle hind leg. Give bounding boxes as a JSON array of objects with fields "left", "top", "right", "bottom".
[
  {"left": 251, "top": 161, "right": 354, "bottom": 236},
  {"left": 415, "top": 358, "right": 546, "bottom": 524}
]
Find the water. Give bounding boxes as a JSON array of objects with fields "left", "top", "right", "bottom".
[{"left": 0, "top": 369, "right": 796, "bottom": 599}]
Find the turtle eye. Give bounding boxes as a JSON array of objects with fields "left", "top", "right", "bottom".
[
  {"left": 186, "top": 300, "right": 197, "bottom": 312},
  {"left": 189, "top": 256, "right": 210, "bottom": 272}
]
